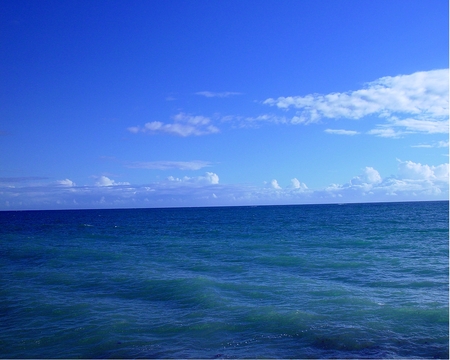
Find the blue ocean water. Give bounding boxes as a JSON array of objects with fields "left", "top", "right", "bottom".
[{"left": 0, "top": 201, "right": 448, "bottom": 359}]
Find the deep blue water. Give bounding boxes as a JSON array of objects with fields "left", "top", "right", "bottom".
[{"left": 0, "top": 201, "right": 448, "bottom": 358}]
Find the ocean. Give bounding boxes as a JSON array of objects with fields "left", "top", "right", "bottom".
[{"left": 0, "top": 201, "right": 448, "bottom": 359}]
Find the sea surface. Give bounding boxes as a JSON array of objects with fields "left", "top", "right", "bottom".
[{"left": 0, "top": 201, "right": 448, "bottom": 359}]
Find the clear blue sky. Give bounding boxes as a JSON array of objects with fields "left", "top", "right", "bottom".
[{"left": 1, "top": 0, "right": 448, "bottom": 210}]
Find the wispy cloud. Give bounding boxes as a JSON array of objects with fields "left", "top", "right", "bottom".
[
  {"left": 128, "top": 112, "right": 220, "bottom": 137},
  {"left": 366, "top": 128, "right": 404, "bottom": 138},
  {"left": 412, "top": 140, "right": 449, "bottom": 148},
  {"left": 127, "top": 160, "right": 212, "bottom": 171},
  {"left": 195, "top": 91, "right": 242, "bottom": 98},
  {"left": 220, "top": 113, "right": 292, "bottom": 129},
  {"left": 54, "top": 179, "right": 76, "bottom": 187},
  {"left": 367, "top": 117, "right": 449, "bottom": 138},
  {"left": 325, "top": 129, "right": 360, "bottom": 136},
  {"left": 0, "top": 176, "right": 49, "bottom": 183},
  {"left": 263, "top": 69, "right": 449, "bottom": 136}
]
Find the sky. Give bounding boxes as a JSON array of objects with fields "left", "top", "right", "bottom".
[{"left": 0, "top": 0, "right": 448, "bottom": 210}]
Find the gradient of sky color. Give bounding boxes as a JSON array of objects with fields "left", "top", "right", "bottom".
[{"left": 1, "top": 0, "right": 448, "bottom": 210}]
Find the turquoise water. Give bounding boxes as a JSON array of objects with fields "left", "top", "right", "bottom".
[{"left": 0, "top": 201, "right": 448, "bottom": 358}]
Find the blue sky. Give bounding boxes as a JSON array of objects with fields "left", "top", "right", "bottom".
[{"left": 1, "top": 0, "right": 448, "bottom": 210}]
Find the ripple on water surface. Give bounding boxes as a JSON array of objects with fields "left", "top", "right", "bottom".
[{"left": 0, "top": 201, "right": 448, "bottom": 358}]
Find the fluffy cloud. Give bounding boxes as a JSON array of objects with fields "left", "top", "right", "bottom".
[
  {"left": 323, "top": 161, "right": 448, "bottom": 200},
  {"left": 351, "top": 167, "right": 382, "bottom": 185},
  {"left": 270, "top": 179, "right": 282, "bottom": 189},
  {"left": 126, "top": 160, "right": 211, "bottom": 171},
  {"left": 290, "top": 178, "right": 307, "bottom": 190},
  {"left": 128, "top": 112, "right": 220, "bottom": 137},
  {"left": 95, "top": 176, "right": 130, "bottom": 187},
  {"left": 263, "top": 69, "right": 449, "bottom": 136},
  {"left": 397, "top": 160, "right": 448, "bottom": 181},
  {"left": 167, "top": 172, "right": 219, "bottom": 185}
]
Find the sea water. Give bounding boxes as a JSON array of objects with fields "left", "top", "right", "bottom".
[{"left": 0, "top": 201, "right": 448, "bottom": 358}]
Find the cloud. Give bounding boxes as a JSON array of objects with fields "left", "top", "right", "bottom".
[
  {"left": 128, "top": 112, "right": 220, "bottom": 137},
  {"left": 263, "top": 69, "right": 449, "bottom": 136},
  {"left": 366, "top": 128, "right": 404, "bottom": 138},
  {"left": 126, "top": 160, "right": 212, "bottom": 171},
  {"left": 397, "top": 159, "right": 448, "bottom": 181},
  {"left": 289, "top": 178, "right": 308, "bottom": 190},
  {"left": 325, "top": 129, "right": 360, "bottom": 136},
  {"left": 0, "top": 176, "right": 48, "bottom": 183},
  {"left": 195, "top": 91, "right": 242, "bottom": 98},
  {"left": 95, "top": 176, "right": 130, "bottom": 187},
  {"left": 167, "top": 172, "right": 219, "bottom": 185},
  {"left": 411, "top": 140, "right": 449, "bottom": 149},
  {"left": 54, "top": 179, "right": 76, "bottom": 187},
  {"left": 368, "top": 117, "right": 449, "bottom": 138},
  {"left": 322, "top": 161, "right": 448, "bottom": 200},
  {"left": 350, "top": 167, "right": 382, "bottom": 185},
  {"left": 270, "top": 179, "right": 282, "bottom": 189},
  {"left": 1, "top": 161, "right": 447, "bottom": 210}
]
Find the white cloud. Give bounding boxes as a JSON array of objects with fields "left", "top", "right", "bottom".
[
  {"left": 411, "top": 140, "right": 449, "bottom": 148},
  {"left": 95, "top": 176, "right": 130, "bottom": 187},
  {"left": 221, "top": 114, "right": 290, "bottom": 129},
  {"left": 126, "top": 160, "right": 211, "bottom": 171},
  {"left": 411, "top": 144, "right": 433, "bottom": 148},
  {"left": 167, "top": 172, "right": 219, "bottom": 185},
  {"left": 325, "top": 129, "right": 359, "bottom": 136},
  {"left": 289, "top": 178, "right": 308, "bottom": 190},
  {"left": 366, "top": 127, "right": 404, "bottom": 138},
  {"left": 55, "top": 179, "right": 76, "bottom": 187},
  {"left": 246, "top": 114, "right": 289, "bottom": 124},
  {"left": 204, "top": 172, "right": 219, "bottom": 184},
  {"left": 368, "top": 117, "right": 449, "bottom": 138},
  {"left": 290, "top": 178, "right": 301, "bottom": 188},
  {"left": 322, "top": 160, "right": 448, "bottom": 200},
  {"left": 127, "top": 126, "right": 140, "bottom": 134},
  {"left": 270, "top": 179, "right": 282, "bottom": 189},
  {"left": 388, "top": 117, "right": 448, "bottom": 134},
  {"left": 128, "top": 112, "right": 220, "bottom": 137},
  {"left": 1, "top": 160, "right": 447, "bottom": 210},
  {"left": 351, "top": 167, "right": 382, "bottom": 185},
  {"left": 195, "top": 91, "right": 242, "bottom": 98},
  {"left": 397, "top": 159, "right": 448, "bottom": 181},
  {"left": 264, "top": 69, "right": 449, "bottom": 136}
]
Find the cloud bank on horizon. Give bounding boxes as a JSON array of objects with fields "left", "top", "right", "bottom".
[{"left": 1, "top": 159, "right": 448, "bottom": 210}]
